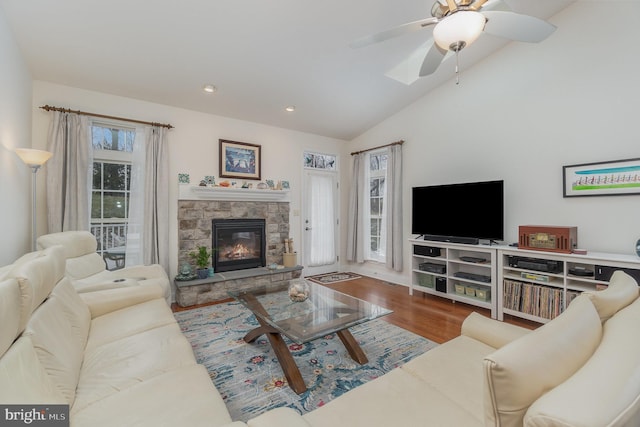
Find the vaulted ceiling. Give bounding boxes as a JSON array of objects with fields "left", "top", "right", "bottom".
[{"left": 0, "top": 0, "right": 574, "bottom": 140}]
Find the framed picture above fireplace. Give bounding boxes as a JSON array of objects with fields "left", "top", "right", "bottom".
[{"left": 219, "top": 139, "right": 261, "bottom": 180}]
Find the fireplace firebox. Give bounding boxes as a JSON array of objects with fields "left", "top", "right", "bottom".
[{"left": 212, "top": 219, "right": 266, "bottom": 272}]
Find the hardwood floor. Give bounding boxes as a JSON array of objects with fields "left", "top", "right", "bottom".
[{"left": 171, "top": 274, "right": 539, "bottom": 344}]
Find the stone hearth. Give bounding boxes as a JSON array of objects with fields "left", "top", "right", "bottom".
[{"left": 174, "top": 265, "right": 302, "bottom": 307}]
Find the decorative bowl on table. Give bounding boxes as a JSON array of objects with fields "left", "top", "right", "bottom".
[{"left": 288, "top": 279, "right": 310, "bottom": 302}]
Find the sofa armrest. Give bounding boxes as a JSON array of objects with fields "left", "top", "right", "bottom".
[
  {"left": 80, "top": 283, "right": 165, "bottom": 318},
  {"left": 247, "top": 407, "right": 312, "bottom": 427},
  {"left": 461, "top": 312, "right": 532, "bottom": 349}
]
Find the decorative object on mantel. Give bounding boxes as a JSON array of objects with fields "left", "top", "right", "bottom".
[
  {"left": 219, "top": 139, "right": 262, "bottom": 180},
  {"left": 256, "top": 182, "right": 268, "bottom": 190},
  {"left": 199, "top": 180, "right": 207, "bottom": 187},
  {"left": 266, "top": 179, "right": 275, "bottom": 189},
  {"left": 189, "top": 246, "right": 214, "bottom": 280},
  {"left": 281, "top": 180, "right": 290, "bottom": 190},
  {"left": 178, "top": 173, "right": 190, "bottom": 184},
  {"left": 205, "top": 175, "right": 215, "bottom": 186}
]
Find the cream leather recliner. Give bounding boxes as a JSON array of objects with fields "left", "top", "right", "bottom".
[{"left": 36, "top": 230, "right": 171, "bottom": 305}]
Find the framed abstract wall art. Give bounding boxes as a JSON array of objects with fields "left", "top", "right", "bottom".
[{"left": 563, "top": 158, "right": 640, "bottom": 197}]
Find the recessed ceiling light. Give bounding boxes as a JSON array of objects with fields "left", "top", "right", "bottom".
[
  {"left": 285, "top": 106, "right": 296, "bottom": 112},
  {"left": 203, "top": 84, "right": 217, "bottom": 93}
]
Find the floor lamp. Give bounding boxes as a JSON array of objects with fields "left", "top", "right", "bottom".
[{"left": 15, "top": 148, "right": 53, "bottom": 251}]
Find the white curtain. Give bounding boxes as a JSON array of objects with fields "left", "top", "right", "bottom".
[
  {"left": 346, "top": 153, "right": 366, "bottom": 263},
  {"left": 308, "top": 172, "right": 336, "bottom": 266},
  {"left": 45, "top": 111, "right": 92, "bottom": 232},
  {"left": 125, "top": 126, "right": 169, "bottom": 272},
  {"left": 385, "top": 144, "right": 403, "bottom": 271}
]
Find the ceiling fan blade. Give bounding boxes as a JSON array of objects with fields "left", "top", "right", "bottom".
[
  {"left": 482, "top": 11, "right": 556, "bottom": 43},
  {"left": 419, "top": 42, "right": 448, "bottom": 77},
  {"left": 349, "top": 17, "right": 438, "bottom": 48},
  {"left": 445, "top": 0, "right": 459, "bottom": 13},
  {"left": 469, "top": 0, "right": 489, "bottom": 10}
]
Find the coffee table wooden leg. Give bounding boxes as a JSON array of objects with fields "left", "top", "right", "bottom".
[
  {"left": 263, "top": 331, "right": 307, "bottom": 395},
  {"left": 244, "top": 315, "right": 307, "bottom": 395},
  {"left": 337, "top": 329, "right": 368, "bottom": 364},
  {"left": 244, "top": 325, "right": 277, "bottom": 343}
]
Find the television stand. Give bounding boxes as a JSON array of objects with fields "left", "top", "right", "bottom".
[
  {"left": 410, "top": 239, "right": 497, "bottom": 319},
  {"left": 422, "top": 234, "right": 479, "bottom": 245}
]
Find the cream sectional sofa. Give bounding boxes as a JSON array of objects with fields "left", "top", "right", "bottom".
[
  {"left": 0, "top": 245, "right": 245, "bottom": 427},
  {"left": 36, "top": 230, "right": 172, "bottom": 305},
  {"left": 2, "top": 240, "right": 640, "bottom": 427},
  {"left": 248, "top": 270, "right": 640, "bottom": 427}
]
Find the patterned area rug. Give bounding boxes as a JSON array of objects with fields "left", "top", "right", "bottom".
[
  {"left": 174, "top": 301, "right": 437, "bottom": 422},
  {"left": 306, "top": 272, "right": 362, "bottom": 284}
]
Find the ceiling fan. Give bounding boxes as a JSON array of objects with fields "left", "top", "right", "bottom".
[{"left": 350, "top": 0, "right": 557, "bottom": 81}]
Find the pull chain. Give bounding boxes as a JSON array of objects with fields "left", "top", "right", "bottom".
[{"left": 455, "top": 48, "right": 460, "bottom": 85}]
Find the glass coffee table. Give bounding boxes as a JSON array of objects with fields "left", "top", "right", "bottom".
[{"left": 228, "top": 279, "right": 392, "bottom": 394}]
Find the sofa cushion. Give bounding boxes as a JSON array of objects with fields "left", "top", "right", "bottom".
[
  {"left": 524, "top": 296, "right": 640, "bottom": 427},
  {"left": 75, "top": 322, "right": 197, "bottom": 411},
  {"left": 301, "top": 365, "right": 482, "bottom": 427},
  {"left": 66, "top": 253, "right": 108, "bottom": 280},
  {"left": 401, "top": 334, "right": 496, "bottom": 421},
  {"left": 0, "top": 278, "right": 30, "bottom": 356},
  {"left": 85, "top": 297, "right": 178, "bottom": 350},
  {"left": 24, "top": 291, "right": 89, "bottom": 405},
  {"left": 0, "top": 337, "right": 66, "bottom": 404},
  {"left": 462, "top": 311, "right": 532, "bottom": 349},
  {"left": 585, "top": 270, "right": 639, "bottom": 322},
  {"left": 71, "top": 364, "right": 239, "bottom": 427},
  {"left": 483, "top": 295, "right": 602, "bottom": 427},
  {"left": 11, "top": 245, "right": 66, "bottom": 313},
  {"left": 37, "top": 230, "right": 98, "bottom": 259}
]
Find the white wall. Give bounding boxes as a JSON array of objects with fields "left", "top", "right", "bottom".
[
  {"left": 0, "top": 8, "right": 32, "bottom": 265},
  {"left": 343, "top": 1, "right": 640, "bottom": 285},
  {"left": 31, "top": 81, "right": 344, "bottom": 288}
]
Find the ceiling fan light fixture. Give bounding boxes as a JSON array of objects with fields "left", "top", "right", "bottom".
[{"left": 433, "top": 10, "right": 486, "bottom": 51}]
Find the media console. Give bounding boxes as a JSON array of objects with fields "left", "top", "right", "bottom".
[
  {"left": 410, "top": 238, "right": 640, "bottom": 323},
  {"left": 410, "top": 239, "right": 498, "bottom": 318}
]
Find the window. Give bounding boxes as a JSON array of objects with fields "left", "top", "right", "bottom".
[
  {"left": 365, "top": 150, "right": 388, "bottom": 262},
  {"left": 90, "top": 122, "right": 135, "bottom": 269}
]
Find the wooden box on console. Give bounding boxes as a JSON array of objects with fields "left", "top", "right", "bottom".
[{"left": 518, "top": 225, "right": 577, "bottom": 254}]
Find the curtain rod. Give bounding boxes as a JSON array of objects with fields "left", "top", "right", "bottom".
[
  {"left": 350, "top": 140, "right": 404, "bottom": 156},
  {"left": 39, "top": 105, "right": 174, "bottom": 129}
]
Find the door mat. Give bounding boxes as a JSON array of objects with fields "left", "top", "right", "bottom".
[{"left": 306, "top": 272, "right": 362, "bottom": 285}]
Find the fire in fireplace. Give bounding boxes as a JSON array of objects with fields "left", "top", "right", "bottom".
[{"left": 212, "top": 218, "right": 266, "bottom": 272}]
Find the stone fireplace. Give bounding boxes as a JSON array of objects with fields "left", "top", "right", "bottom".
[
  {"left": 177, "top": 198, "right": 290, "bottom": 269},
  {"left": 175, "top": 186, "right": 302, "bottom": 307}
]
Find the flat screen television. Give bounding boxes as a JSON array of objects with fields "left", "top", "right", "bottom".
[{"left": 411, "top": 180, "right": 504, "bottom": 244}]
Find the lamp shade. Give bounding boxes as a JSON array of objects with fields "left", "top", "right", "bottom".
[
  {"left": 15, "top": 148, "right": 53, "bottom": 167},
  {"left": 433, "top": 11, "right": 486, "bottom": 50}
]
